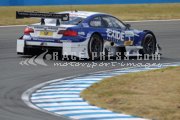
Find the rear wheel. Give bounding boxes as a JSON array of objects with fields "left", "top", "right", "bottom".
[
  {"left": 88, "top": 34, "right": 103, "bottom": 60},
  {"left": 140, "top": 33, "right": 156, "bottom": 55}
]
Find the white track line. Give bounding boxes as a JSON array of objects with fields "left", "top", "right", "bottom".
[
  {"left": 70, "top": 114, "right": 131, "bottom": 119},
  {"left": 43, "top": 106, "right": 101, "bottom": 111},
  {"left": 31, "top": 95, "right": 79, "bottom": 99},
  {"left": 56, "top": 109, "right": 111, "bottom": 115},
  {"left": 0, "top": 25, "right": 26, "bottom": 28},
  {"left": 31, "top": 98, "right": 84, "bottom": 103},
  {"left": 1, "top": 19, "right": 180, "bottom": 28},
  {"left": 126, "top": 19, "right": 180, "bottom": 23}
]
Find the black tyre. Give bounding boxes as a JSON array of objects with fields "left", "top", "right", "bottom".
[
  {"left": 88, "top": 34, "right": 103, "bottom": 60},
  {"left": 140, "top": 33, "right": 156, "bottom": 55}
]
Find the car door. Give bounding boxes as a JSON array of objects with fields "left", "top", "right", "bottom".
[
  {"left": 101, "top": 15, "right": 124, "bottom": 45},
  {"left": 88, "top": 16, "right": 107, "bottom": 39},
  {"left": 102, "top": 16, "right": 135, "bottom": 46}
]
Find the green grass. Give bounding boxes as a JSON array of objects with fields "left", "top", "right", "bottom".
[
  {"left": 81, "top": 66, "right": 180, "bottom": 120},
  {"left": 0, "top": 3, "right": 180, "bottom": 25}
]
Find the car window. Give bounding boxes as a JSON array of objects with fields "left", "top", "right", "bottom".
[
  {"left": 89, "top": 17, "right": 102, "bottom": 27},
  {"left": 102, "top": 16, "right": 126, "bottom": 29},
  {"left": 102, "top": 16, "right": 114, "bottom": 28},
  {"left": 110, "top": 17, "right": 126, "bottom": 29},
  {"left": 45, "top": 17, "right": 84, "bottom": 25}
]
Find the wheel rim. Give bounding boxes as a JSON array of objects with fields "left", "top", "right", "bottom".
[
  {"left": 90, "top": 36, "right": 102, "bottom": 57},
  {"left": 144, "top": 35, "right": 155, "bottom": 54}
]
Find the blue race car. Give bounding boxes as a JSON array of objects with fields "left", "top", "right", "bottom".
[{"left": 16, "top": 11, "right": 160, "bottom": 59}]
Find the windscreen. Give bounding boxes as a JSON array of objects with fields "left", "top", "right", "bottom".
[{"left": 45, "top": 16, "right": 84, "bottom": 25}]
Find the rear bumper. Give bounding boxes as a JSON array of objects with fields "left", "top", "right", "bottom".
[
  {"left": 17, "top": 46, "right": 63, "bottom": 55},
  {"left": 17, "top": 39, "right": 62, "bottom": 55},
  {"left": 26, "top": 41, "right": 63, "bottom": 47},
  {"left": 17, "top": 39, "right": 89, "bottom": 58}
]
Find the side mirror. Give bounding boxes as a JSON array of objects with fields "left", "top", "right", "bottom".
[{"left": 126, "top": 24, "right": 131, "bottom": 29}]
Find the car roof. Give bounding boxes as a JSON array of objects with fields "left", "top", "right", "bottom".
[{"left": 58, "top": 11, "right": 107, "bottom": 18}]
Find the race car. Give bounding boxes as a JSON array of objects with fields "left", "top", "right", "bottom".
[{"left": 16, "top": 11, "right": 160, "bottom": 59}]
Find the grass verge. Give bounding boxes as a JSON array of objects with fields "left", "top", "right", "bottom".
[
  {"left": 81, "top": 67, "right": 180, "bottom": 120},
  {"left": 0, "top": 3, "right": 180, "bottom": 26}
]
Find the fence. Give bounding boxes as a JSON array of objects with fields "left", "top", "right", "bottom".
[{"left": 0, "top": 0, "right": 180, "bottom": 6}]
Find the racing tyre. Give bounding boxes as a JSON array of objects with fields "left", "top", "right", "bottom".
[
  {"left": 88, "top": 34, "right": 103, "bottom": 60},
  {"left": 140, "top": 33, "right": 156, "bottom": 55}
]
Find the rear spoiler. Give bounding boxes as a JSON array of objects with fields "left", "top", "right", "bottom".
[{"left": 16, "top": 11, "right": 69, "bottom": 26}]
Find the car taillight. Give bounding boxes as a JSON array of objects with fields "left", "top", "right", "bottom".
[
  {"left": 24, "top": 27, "right": 34, "bottom": 35},
  {"left": 58, "top": 30, "right": 78, "bottom": 36}
]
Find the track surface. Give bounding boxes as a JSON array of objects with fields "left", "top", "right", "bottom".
[{"left": 0, "top": 21, "right": 180, "bottom": 120}]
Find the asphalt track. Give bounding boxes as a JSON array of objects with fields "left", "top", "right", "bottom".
[{"left": 0, "top": 21, "right": 180, "bottom": 120}]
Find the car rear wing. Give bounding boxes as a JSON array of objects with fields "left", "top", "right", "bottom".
[{"left": 16, "top": 11, "right": 69, "bottom": 26}]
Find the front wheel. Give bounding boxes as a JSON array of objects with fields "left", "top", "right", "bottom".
[
  {"left": 140, "top": 33, "right": 156, "bottom": 55},
  {"left": 88, "top": 34, "right": 103, "bottom": 60}
]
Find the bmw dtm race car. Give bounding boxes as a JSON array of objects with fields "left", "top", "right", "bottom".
[{"left": 16, "top": 11, "right": 160, "bottom": 59}]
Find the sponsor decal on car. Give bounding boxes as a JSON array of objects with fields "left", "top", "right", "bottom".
[
  {"left": 106, "top": 29, "right": 125, "bottom": 42},
  {"left": 78, "top": 32, "right": 85, "bottom": 36}
]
